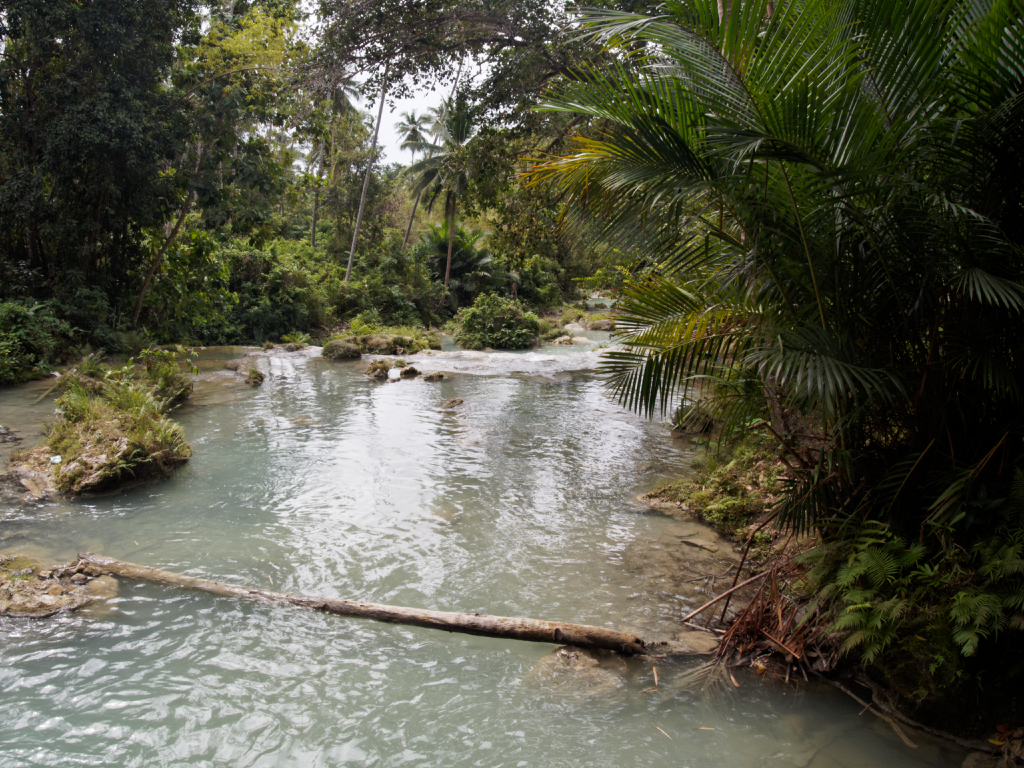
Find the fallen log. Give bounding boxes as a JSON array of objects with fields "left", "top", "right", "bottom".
[{"left": 78, "top": 552, "right": 654, "bottom": 655}]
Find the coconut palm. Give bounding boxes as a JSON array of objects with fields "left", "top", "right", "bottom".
[
  {"left": 406, "top": 94, "right": 476, "bottom": 306},
  {"left": 395, "top": 110, "right": 434, "bottom": 248},
  {"left": 531, "top": 0, "right": 1024, "bottom": 664}
]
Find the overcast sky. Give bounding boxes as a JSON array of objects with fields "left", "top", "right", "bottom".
[{"left": 352, "top": 88, "right": 445, "bottom": 167}]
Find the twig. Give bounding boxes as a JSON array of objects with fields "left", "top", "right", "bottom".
[
  {"left": 812, "top": 673, "right": 917, "bottom": 750},
  {"left": 654, "top": 726, "right": 672, "bottom": 740},
  {"left": 718, "top": 510, "right": 781, "bottom": 622},
  {"left": 681, "top": 570, "right": 770, "bottom": 623},
  {"left": 683, "top": 621, "right": 726, "bottom": 635},
  {"left": 762, "top": 629, "right": 802, "bottom": 659}
]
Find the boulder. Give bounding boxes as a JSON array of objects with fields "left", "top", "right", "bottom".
[
  {"left": 283, "top": 343, "right": 306, "bottom": 352},
  {"left": 423, "top": 372, "right": 444, "bottom": 382},
  {"left": 399, "top": 366, "right": 420, "bottom": 378},
  {"left": 244, "top": 369, "right": 265, "bottom": 386},
  {"left": 362, "top": 334, "right": 400, "bottom": 354},
  {"left": 552, "top": 336, "right": 573, "bottom": 345},
  {"left": 225, "top": 357, "right": 256, "bottom": 371},
  {"left": 322, "top": 340, "right": 362, "bottom": 360},
  {"left": 564, "top": 322, "right": 586, "bottom": 333},
  {"left": 587, "top": 319, "right": 614, "bottom": 331}
]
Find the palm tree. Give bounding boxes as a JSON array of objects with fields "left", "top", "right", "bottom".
[
  {"left": 406, "top": 94, "right": 476, "bottom": 307},
  {"left": 395, "top": 110, "right": 434, "bottom": 248},
  {"left": 531, "top": 0, "right": 1024, "bottom": 664}
]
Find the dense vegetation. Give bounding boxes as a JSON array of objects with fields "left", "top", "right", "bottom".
[
  {"left": 532, "top": 0, "right": 1024, "bottom": 731},
  {"left": 0, "top": 0, "right": 624, "bottom": 382}
]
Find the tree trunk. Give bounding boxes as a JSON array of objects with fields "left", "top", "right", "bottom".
[
  {"left": 345, "top": 64, "right": 390, "bottom": 283},
  {"left": 444, "top": 202, "right": 456, "bottom": 287},
  {"left": 402, "top": 187, "right": 423, "bottom": 249},
  {"left": 78, "top": 553, "right": 652, "bottom": 656},
  {"left": 130, "top": 191, "right": 196, "bottom": 328},
  {"left": 311, "top": 142, "right": 325, "bottom": 248}
]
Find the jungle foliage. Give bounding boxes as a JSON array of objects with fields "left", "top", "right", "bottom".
[
  {"left": 530, "top": 0, "right": 1024, "bottom": 728},
  {"left": 0, "top": 0, "right": 611, "bottom": 382}
]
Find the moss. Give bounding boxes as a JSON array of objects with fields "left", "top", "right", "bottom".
[
  {"left": 364, "top": 359, "right": 390, "bottom": 379},
  {"left": 321, "top": 340, "right": 361, "bottom": 360},
  {"left": 644, "top": 434, "right": 782, "bottom": 539},
  {"left": 244, "top": 369, "right": 265, "bottom": 386}
]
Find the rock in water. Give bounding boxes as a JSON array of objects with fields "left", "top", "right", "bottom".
[
  {"left": 244, "top": 369, "right": 265, "bottom": 386},
  {"left": 587, "top": 319, "right": 614, "bottom": 331},
  {"left": 399, "top": 366, "right": 420, "bottom": 378},
  {"left": 364, "top": 359, "right": 390, "bottom": 379},
  {"left": 423, "top": 372, "right": 444, "bottom": 382},
  {"left": 441, "top": 398, "right": 464, "bottom": 409},
  {"left": 564, "top": 322, "right": 586, "bottom": 333},
  {"left": 552, "top": 336, "right": 573, "bottom": 345},
  {"left": 322, "top": 340, "right": 362, "bottom": 360},
  {"left": 523, "top": 646, "right": 624, "bottom": 697}
]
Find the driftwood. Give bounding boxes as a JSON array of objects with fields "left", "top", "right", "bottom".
[{"left": 78, "top": 553, "right": 653, "bottom": 655}]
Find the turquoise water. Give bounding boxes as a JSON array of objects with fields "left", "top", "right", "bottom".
[{"left": 0, "top": 342, "right": 964, "bottom": 766}]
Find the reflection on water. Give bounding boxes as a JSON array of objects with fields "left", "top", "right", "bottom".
[{"left": 0, "top": 343, "right": 963, "bottom": 766}]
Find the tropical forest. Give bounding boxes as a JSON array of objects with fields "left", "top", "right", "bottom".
[{"left": 0, "top": 0, "right": 1022, "bottom": 765}]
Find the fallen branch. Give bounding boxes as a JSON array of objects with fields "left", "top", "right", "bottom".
[
  {"left": 79, "top": 552, "right": 653, "bottom": 655},
  {"left": 681, "top": 570, "right": 770, "bottom": 623},
  {"left": 812, "top": 672, "right": 917, "bottom": 750}
]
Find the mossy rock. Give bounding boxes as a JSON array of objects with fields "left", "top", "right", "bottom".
[
  {"left": 322, "top": 340, "right": 362, "bottom": 360},
  {"left": 364, "top": 359, "right": 390, "bottom": 379},
  {"left": 244, "top": 369, "right": 265, "bottom": 386}
]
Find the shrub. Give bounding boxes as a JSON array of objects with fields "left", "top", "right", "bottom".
[
  {"left": 453, "top": 294, "right": 541, "bottom": 350},
  {"left": 0, "top": 301, "right": 74, "bottom": 385}
]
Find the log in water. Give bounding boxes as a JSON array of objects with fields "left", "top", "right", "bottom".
[{"left": 78, "top": 552, "right": 653, "bottom": 655}]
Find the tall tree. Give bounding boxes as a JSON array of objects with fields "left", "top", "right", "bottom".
[
  {"left": 344, "top": 65, "right": 389, "bottom": 282},
  {"left": 406, "top": 95, "right": 477, "bottom": 306},
  {"left": 395, "top": 110, "right": 433, "bottom": 248},
  {"left": 0, "top": 0, "right": 199, "bottom": 325}
]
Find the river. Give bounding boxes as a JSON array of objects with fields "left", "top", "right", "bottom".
[{"left": 0, "top": 339, "right": 965, "bottom": 767}]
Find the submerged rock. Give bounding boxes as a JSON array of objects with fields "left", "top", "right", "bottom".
[
  {"left": 571, "top": 337, "right": 591, "bottom": 344},
  {"left": 423, "top": 372, "right": 444, "bottom": 382},
  {"left": 523, "top": 646, "right": 624, "bottom": 697},
  {"left": 441, "top": 398, "right": 464, "bottom": 409},
  {"left": 225, "top": 356, "right": 258, "bottom": 371},
  {"left": 0, "top": 426, "right": 21, "bottom": 443},
  {"left": 322, "top": 340, "right": 362, "bottom": 360},
  {"left": 563, "top": 322, "right": 586, "bottom": 333}
]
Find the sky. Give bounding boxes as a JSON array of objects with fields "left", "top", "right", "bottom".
[{"left": 352, "top": 88, "right": 445, "bottom": 167}]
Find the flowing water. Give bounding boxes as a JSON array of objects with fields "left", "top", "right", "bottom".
[{"left": 0, "top": 339, "right": 965, "bottom": 767}]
